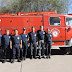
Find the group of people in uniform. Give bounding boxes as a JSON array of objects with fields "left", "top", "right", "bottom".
[{"left": 2, "top": 25, "right": 53, "bottom": 63}]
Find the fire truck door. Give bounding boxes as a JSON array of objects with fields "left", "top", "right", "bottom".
[
  {"left": 65, "top": 17, "right": 72, "bottom": 40},
  {"left": 44, "top": 16, "right": 66, "bottom": 41}
]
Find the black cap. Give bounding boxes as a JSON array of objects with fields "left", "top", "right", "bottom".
[
  {"left": 23, "top": 28, "right": 26, "bottom": 31},
  {"left": 31, "top": 27, "right": 35, "bottom": 29},
  {"left": 14, "top": 29, "right": 18, "bottom": 31},
  {"left": 40, "top": 25, "right": 43, "bottom": 28}
]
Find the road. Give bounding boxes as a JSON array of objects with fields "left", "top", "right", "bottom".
[{"left": 0, "top": 55, "right": 72, "bottom": 72}]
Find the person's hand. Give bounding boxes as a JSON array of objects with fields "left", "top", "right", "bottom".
[
  {"left": 36, "top": 42, "right": 38, "bottom": 45},
  {"left": 28, "top": 43, "right": 30, "bottom": 46},
  {"left": 20, "top": 45, "right": 22, "bottom": 48},
  {"left": 10, "top": 46, "right": 12, "bottom": 49}
]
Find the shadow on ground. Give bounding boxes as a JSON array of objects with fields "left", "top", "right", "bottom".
[{"left": 0, "top": 47, "right": 72, "bottom": 62}]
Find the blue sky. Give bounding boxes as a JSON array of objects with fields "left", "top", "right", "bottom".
[
  {"left": 68, "top": 0, "right": 72, "bottom": 14},
  {"left": 0, "top": 0, "right": 1, "bottom": 6},
  {"left": 0, "top": 0, "right": 72, "bottom": 14}
]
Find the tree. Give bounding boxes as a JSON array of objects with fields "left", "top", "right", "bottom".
[{"left": 0, "top": 0, "right": 71, "bottom": 14}]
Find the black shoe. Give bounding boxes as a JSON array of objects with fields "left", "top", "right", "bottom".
[
  {"left": 18, "top": 58, "right": 21, "bottom": 62},
  {"left": 34, "top": 56, "right": 37, "bottom": 59},
  {"left": 21, "top": 57, "right": 24, "bottom": 61},
  {"left": 30, "top": 55, "right": 33, "bottom": 59},
  {"left": 42, "top": 56, "right": 45, "bottom": 59},
  {"left": 49, "top": 56, "right": 51, "bottom": 59},
  {"left": 24, "top": 56, "right": 26, "bottom": 60},
  {"left": 10, "top": 59, "right": 14, "bottom": 63},
  {"left": 2, "top": 59, "right": 6, "bottom": 63},
  {"left": 39, "top": 56, "right": 41, "bottom": 59},
  {"left": 46, "top": 56, "right": 49, "bottom": 59}
]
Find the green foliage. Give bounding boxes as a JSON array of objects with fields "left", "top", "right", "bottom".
[{"left": 0, "top": 0, "right": 71, "bottom": 14}]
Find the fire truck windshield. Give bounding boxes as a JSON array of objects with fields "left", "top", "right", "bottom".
[
  {"left": 66, "top": 17, "right": 72, "bottom": 26},
  {"left": 49, "top": 17, "right": 61, "bottom": 26}
]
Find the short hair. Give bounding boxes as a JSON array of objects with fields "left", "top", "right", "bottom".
[
  {"left": 31, "top": 27, "right": 35, "bottom": 29},
  {"left": 14, "top": 29, "right": 18, "bottom": 31},
  {"left": 23, "top": 28, "right": 26, "bottom": 31},
  {"left": 6, "top": 29, "right": 9, "bottom": 32},
  {"left": 40, "top": 25, "right": 43, "bottom": 28}
]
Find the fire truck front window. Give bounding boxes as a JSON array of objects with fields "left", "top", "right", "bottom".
[
  {"left": 49, "top": 17, "right": 61, "bottom": 26},
  {"left": 66, "top": 17, "right": 72, "bottom": 26}
]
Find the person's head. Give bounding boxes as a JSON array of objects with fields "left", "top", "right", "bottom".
[
  {"left": 6, "top": 29, "right": 9, "bottom": 35},
  {"left": 31, "top": 27, "right": 35, "bottom": 33},
  {"left": 47, "top": 28, "right": 51, "bottom": 34},
  {"left": 14, "top": 29, "right": 18, "bottom": 35},
  {"left": 40, "top": 25, "right": 44, "bottom": 31},
  {"left": 23, "top": 28, "right": 26, "bottom": 33}
]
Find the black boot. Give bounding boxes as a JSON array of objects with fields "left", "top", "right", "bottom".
[
  {"left": 34, "top": 55, "right": 37, "bottom": 59},
  {"left": 24, "top": 56, "right": 26, "bottom": 60},
  {"left": 21, "top": 56, "right": 24, "bottom": 61},
  {"left": 46, "top": 55, "right": 48, "bottom": 59},
  {"left": 49, "top": 54, "right": 51, "bottom": 59},
  {"left": 39, "top": 56, "right": 41, "bottom": 59},
  {"left": 49, "top": 56, "right": 51, "bottom": 59},
  {"left": 10, "top": 59, "right": 15, "bottom": 63},
  {"left": 42, "top": 55, "right": 45, "bottom": 59},
  {"left": 18, "top": 58, "right": 21, "bottom": 62},
  {"left": 30, "top": 55, "right": 33, "bottom": 59},
  {"left": 2, "top": 59, "right": 6, "bottom": 63}
]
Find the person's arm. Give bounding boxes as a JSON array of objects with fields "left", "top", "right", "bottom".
[
  {"left": 10, "top": 40, "right": 12, "bottom": 49},
  {"left": 20, "top": 40, "right": 22, "bottom": 48},
  {"left": 28, "top": 33, "right": 30, "bottom": 46},
  {"left": 20, "top": 35, "right": 22, "bottom": 48},
  {"left": 27, "top": 34, "right": 29, "bottom": 41}
]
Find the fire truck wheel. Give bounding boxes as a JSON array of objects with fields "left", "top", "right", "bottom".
[
  {"left": 60, "top": 47, "right": 71, "bottom": 55},
  {"left": 59, "top": 47, "right": 67, "bottom": 54}
]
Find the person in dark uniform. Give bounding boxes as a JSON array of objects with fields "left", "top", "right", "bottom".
[
  {"left": 29, "top": 27, "right": 37, "bottom": 59},
  {"left": 37, "top": 25, "right": 46, "bottom": 59},
  {"left": 0, "top": 27, "right": 2, "bottom": 47},
  {"left": 10, "top": 29, "right": 22, "bottom": 63},
  {"left": 45, "top": 28, "right": 53, "bottom": 59},
  {"left": 2, "top": 29, "right": 11, "bottom": 63},
  {"left": 20, "top": 28, "right": 29, "bottom": 60}
]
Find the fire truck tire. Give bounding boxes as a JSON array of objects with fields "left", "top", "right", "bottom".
[{"left": 59, "top": 47, "right": 67, "bottom": 54}]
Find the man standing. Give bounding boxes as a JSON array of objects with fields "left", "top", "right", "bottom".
[
  {"left": 37, "top": 25, "right": 46, "bottom": 59},
  {"left": 0, "top": 27, "right": 2, "bottom": 47},
  {"left": 29, "top": 27, "right": 37, "bottom": 59},
  {"left": 10, "top": 29, "right": 22, "bottom": 63},
  {"left": 45, "top": 28, "right": 53, "bottom": 58},
  {"left": 2, "top": 29, "right": 11, "bottom": 63},
  {"left": 20, "top": 28, "right": 29, "bottom": 60}
]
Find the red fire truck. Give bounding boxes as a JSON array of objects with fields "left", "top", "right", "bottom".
[{"left": 0, "top": 11, "right": 72, "bottom": 52}]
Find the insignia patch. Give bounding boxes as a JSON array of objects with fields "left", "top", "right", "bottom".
[
  {"left": 43, "top": 32, "right": 45, "bottom": 34},
  {"left": 34, "top": 34, "right": 36, "bottom": 36},
  {"left": 50, "top": 35, "right": 52, "bottom": 37},
  {"left": 9, "top": 36, "right": 10, "bottom": 38},
  {"left": 17, "top": 37, "right": 19, "bottom": 40},
  {"left": 26, "top": 35, "right": 27, "bottom": 37}
]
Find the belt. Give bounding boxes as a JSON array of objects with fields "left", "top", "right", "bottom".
[
  {"left": 23, "top": 41, "right": 27, "bottom": 43},
  {"left": 13, "top": 44, "right": 20, "bottom": 46},
  {"left": 39, "top": 39, "right": 44, "bottom": 41}
]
